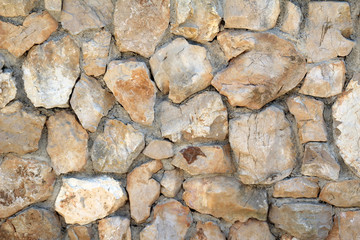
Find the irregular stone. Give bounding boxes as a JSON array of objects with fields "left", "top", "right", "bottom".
[
  {"left": 301, "top": 143, "right": 340, "bottom": 181},
  {"left": 223, "top": 0, "right": 280, "bottom": 31},
  {"left": 91, "top": 119, "right": 145, "bottom": 173},
  {"left": 269, "top": 203, "right": 333, "bottom": 240},
  {"left": 23, "top": 35, "right": 80, "bottom": 108},
  {"left": 61, "top": 0, "right": 113, "bottom": 35},
  {"left": 160, "top": 169, "right": 183, "bottom": 198},
  {"left": 127, "top": 160, "right": 163, "bottom": 223},
  {"left": 171, "top": 0, "right": 221, "bottom": 43},
  {"left": 150, "top": 38, "right": 213, "bottom": 103},
  {"left": 319, "top": 180, "right": 360, "bottom": 207},
  {"left": 212, "top": 31, "right": 306, "bottom": 109},
  {"left": 44, "top": 0, "right": 62, "bottom": 20},
  {"left": 0, "top": 101, "right": 46, "bottom": 154},
  {"left": 0, "top": 208, "right": 61, "bottom": 239},
  {"left": 159, "top": 91, "right": 228, "bottom": 142},
  {"left": 46, "top": 111, "right": 88, "bottom": 175},
  {"left": 55, "top": 176, "right": 127, "bottom": 225},
  {"left": 280, "top": 1, "right": 302, "bottom": 36},
  {"left": 229, "top": 106, "right": 296, "bottom": 184},
  {"left": 228, "top": 219, "right": 275, "bottom": 240},
  {"left": 140, "top": 199, "right": 192, "bottom": 240},
  {"left": 0, "top": 70, "right": 16, "bottom": 108},
  {"left": 191, "top": 221, "right": 225, "bottom": 240},
  {"left": 286, "top": 95, "right": 327, "bottom": 143},
  {"left": 299, "top": 60, "right": 346, "bottom": 98},
  {"left": 0, "top": 155, "right": 55, "bottom": 218},
  {"left": 143, "top": 140, "right": 174, "bottom": 160},
  {"left": 0, "top": 11, "right": 58, "bottom": 57},
  {"left": 0, "top": 0, "right": 38, "bottom": 17},
  {"left": 98, "top": 216, "right": 131, "bottom": 240},
  {"left": 273, "top": 177, "right": 319, "bottom": 199},
  {"left": 327, "top": 211, "right": 360, "bottom": 240},
  {"left": 114, "top": 0, "right": 170, "bottom": 58},
  {"left": 70, "top": 74, "right": 115, "bottom": 132},
  {"left": 183, "top": 176, "right": 268, "bottom": 223},
  {"left": 104, "top": 60, "right": 156, "bottom": 125},
  {"left": 280, "top": 234, "right": 298, "bottom": 240},
  {"left": 325, "top": 215, "right": 339, "bottom": 240},
  {"left": 172, "top": 145, "right": 234, "bottom": 175},
  {"left": 67, "top": 226, "right": 91, "bottom": 240}
]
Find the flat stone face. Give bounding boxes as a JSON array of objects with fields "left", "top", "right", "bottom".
[
  {"left": 67, "top": 226, "right": 91, "bottom": 240},
  {"left": 104, "top": 60, "right": 156, "bottom": 125},
  {"left": 91, "top": 119, "right": 145, "bottom": 173},
  {"left": 44, "top": 0, "right": 62, "bottom": 20},
  {"left": 229, "top": 106, "right": 296, "bottom": 185},
  {"left": 183, "top": 176, "right": 268, "bottom": 223},
  {"left": 160, "top": 169, "right": 183, "bottom": 198},
  {"left": 55, "top": 176, "right": 127, "bottom": 225},
  {"left": 0, "top": 70, "right": 16, "bottom": 108},
  {"left": 328, "top": 211, "right": 360, "bottom": 240},
  {"left": 228, "top": 219, "right": 275, "bottom": 240},
  {"left": 143, "top": 140, "right": 174, "bottom": 160},
  {"left": 23, "top": 35, "right": 80, "bottom": 109},
  {"left": 114, "top": 0, "right": 170, "bottom": 58},
  {"left": 0, "top": 0, "right": 38, "bottom": 17},
  {"left": 0, "top": 155, "right": 55, "bottom": 218},
  {"left": 191, "top": 221, "right": 225, "bottom": 240},
  {"left": 319, "top": 180, "right": 360, "bottom": 207},
  {"left": 280, "top": 1, "right": 302, "bottom": 36},
  {"left": 0, "top": 11, "right": 58, "bottom": 58},
  {"left": 212, "top": 31, "right": 306, "bottom": 109},
  {"left": 273, "top": 177, "right": 319, "bottom": 199},
  {"left": 98, "top": 216, "right": 131, "bottom": 240}
]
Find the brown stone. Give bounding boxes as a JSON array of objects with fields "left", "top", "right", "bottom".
[
  {"left": 160, "top": 169, "right": 184, "bottom": 198},
  {"left": 68, "top": 226, "right": 91, "bottom": 240},
  {"left": 273, "top": 177, "right": 319, "bottom": 199},
  {"left": 98, "top": 216, "right": 131, "bottom": 240},
  {"left": 44, "top": 0, "right": 62, "bottom": 20},
  {"left": 280, "top": 1, "right": 302, "bottom": 36},
  {"left": 327, "top": 211, "right": 360, "bottom": 240},
  {"left": 143, "top": 140, "right": 174, "bottom": 160},
  {"left": 0, "top": 70, "right": 16, "bottom": 108},
  {"left": 228, "top": 219, "right": 275, "bottom": 240},
  {"left": 319, "top": 180, "right": 360, "bottom": 207},
  {"left": 191, "top": 221, "right": 225, "bottom": 240},
  {"left": 0, "top": 0, "right": 38, "bottom": 17}
]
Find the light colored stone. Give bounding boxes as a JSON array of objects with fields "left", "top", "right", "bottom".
[
  {"left": 160, "top": 169, "right": 183, "bottom": 198},
  {"left": 228, "top": 219, "right": 275, "bottom": 240},
  {"left": 159, "top": 91, "right": 228, "bottom": 142},
  {"left": 55, "top": 176, "right": 127, "bottom": 225},
  {"left": 143, "top": 140, "right": 174, "bottom": 159},
  {"left": 104, "top": 60, "right": 156, "bottom": 125},
  {"left": 98, "top": 216, "right": 131, "bottom": 240},
  {"left": 67, "top": 226, "right": 91, "bottom": 240},
  {"left": 327, "top": 211, "right": 360, "bottom": 240},
  {"left": 191, "top": 221, "right": 225, "bottom": 240},
  {"left": 280, "top": 1, "right": 302, "bottom": 36},
  {"left": 114, "top": 0, "right": 170, "bottom": 58},
  {"left": 286, "top": 95, "right": 327, "bottom": 144},
  {"left": 0, "top": 11, "right": 58, "bottom": 58},
  {"left": 46, "top": 111, "right": 88, "bottom": 175},
  {"left": 23, "top": 35, "right": 80, "bottom": 108},
  {"left": 91, "top": 119, "right": 145, "bottom": 173},
  {"left": 0, "top": 70, "right": 16, "bottom": 108},
  {"left": 319, "top": 180, "right": 360, "bottom": 207},
  {"left": 0, "top": 0, "right": 38, "bottom": 17},
  {"left": 0, "top": 101, "right": 46, "bottom": 155},
  {"left": 183, "top": 176, "right": 268, "bottom": 223},
  {"left": 229, "top": 106, "right": 296, "bottom": 185},
  {"left": 224, "top": 0, "right": 280, "bottom": 31},
  {"left": 127, "top": 160, "right": 163, "bottom": 223},
  {"left": 273, "top": 177, "right": 319, "bottom": 199},
  {"left": 213, "top": 31, "right": 306, "bottom": 109},
  {"left": 44, "top": 0, "right": 62, "bottom": 20}
]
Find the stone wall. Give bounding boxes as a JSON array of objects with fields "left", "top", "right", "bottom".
[{"left": 0, "top": 0, "right": 359, "bottom": 239}]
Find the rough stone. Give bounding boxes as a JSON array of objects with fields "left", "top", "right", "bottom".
[
  {"left": 229, "top": 106, "right": 296, "bottom": 185},
  {"left": 319, "top": 180, "right": 360, "bottom": 207},
  {"left": 228, "top": 219, "right": 275, "bottom": 240},
  {"left": 160, "top": 169, "right": 183, "bottom": 198},
  {"left": 183, "top": 176, "right": 268, "bottom": 223},
  {"left": 67, "top": 226, "right": 91, "bottom": 240},
  {"left": 143, "top": 140, "right": 174, "bottom": 160},
  {"left": 0, "top": 0, "right": 38, "bottom": 17},
  {"left": 191, "top": 221, "right": 225, "bottom": 240},
  {"left": 212, "top": 31, "right": 306, "bottom": 109},
  {"left": 55, "top": 176, "right": 127, "bottom": 225},
  {"left": 280, "top": 1, "right": 302, "bottom": 36},
  {"left": 44, "top": 0, "right": 62, "bottom": 20},
  {"left": 273, "top": 177, "right": 319, "bottom": 199},
  {"left": 98, "top": 216, "right": 131, "bottom": 240},
  {"left": 23, "top": 35, "right": 80, "bottom": 108},
  {"left": 0, "top": 70, "right": 16, "bottom": 108},
  {"left": 91, "top": 119, "right": 145, "bottom": 173},
  {"left": 327, "top": 211, "right": 360, "bottom": 240}
]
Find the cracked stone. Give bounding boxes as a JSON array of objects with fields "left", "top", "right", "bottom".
[
  {"left": 0, "top": 70, "right": 16, "bottom": 108},
  {"left": 327, "top": 211, "right": 360, "bottom": 240},
  {"left": 280, "top": 1, "right": 302, "bottom": 36},
  {"left": 319, "top": 180, "right": 360, "bottom": 207},
  {"left": 0, "top": 0, "right": 38, "bottom": 17},
  {"left": 67, "top": 226, "right": 92, "bottom": 240},
  {"left": 143, "top": 140, "right": 174, "bottom": 160},
  {"left": 228, "top": 219, "right": 275, "bottom": 240},
  {"left": 160, "top": 169, "right": 183, "bottom": 198},
  {"left": 273, "top": 177, "right": 319, "bottom": 199},
  {"left": 98, "top": 216, "right": 131, "bottom": 240},
  {"left": 191, "top": 221, "right": 225, "bottom": 240}
]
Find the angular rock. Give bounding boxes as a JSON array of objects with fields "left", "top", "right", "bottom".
[
  {"left": 273, "top": 177, "right": 319, "bottom": 199},
  {"left": 0, "top": 70, "right": 16, "bottom": 108},
  {"left": 160, "top": 169, "right": 183, "bottom": 198},
  {"left": 127, "top": 160, "right": 163, "bottom": 223},
  {"left": 183, "top": 176, "right": 268, "bottom": 223},
  {"left": 0, "top": 101, "right": 46, "bottom": 154},
  {"left": 114, "top": 0, "right": 170, "bottom": 58},
  {"left": 0, "top": 11, "right": 58, "bottom": 57},
  {"left": 229, "top": 106, "right": 296, "bottom": 184},
  {"left": 319, "top": 180, "right": 360, "bottom": 207},
  {"left": 150, "top": 38, "right": 213, "bottom": 103},
  {"left": 228, "top": 219, "right": 275, "bottom": 240},
  {"left": 212, "top": 31, "right": 306, "bottom": 109},
  {"left": 55, "top": 176, "right": 127, "bottom": 225},
  {"left": 0, "top": 0, "right": 38, "bottom": 17},
  {"left": 45, "top": 0, "right": 62, "bottom": 20},
  {"left": 70, "top": 74, "right": 115, "bottom": 132},
  {"left": 91, "top": 119, "right": 145, "bottom": 173},
  {"left": 23, "top": 35, "right": 80, "bottom": 108},
  {"left": 104, "top": 60, "right": 156, "bottom": 125},
  {"left": 98, "top": 216, "right": 131, "bottom": 240},
  {"left": 327, "top": 211, "right": 360, "bottom": 240},
  {"left": 191, "top": 221, "right": 225, "bottom": 240},
  {"left": 143, "top": 140, "right": 174, "bottom": 160},
  {"left": 280, "top": 1, "right": 302, "bottom": 36},
  {"left": 67, "top": 226, "right": 91, "bottom": 240}
]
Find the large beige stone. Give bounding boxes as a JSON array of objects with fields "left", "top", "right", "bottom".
[
  {"left": 160, "top": 169, "right": 184, "bottom": 198},
  {"left": 228, "top": 219, "right": 275, "bottom": 240},
  {"left": 143, "top": 140, "right": 174, "bottom": 160},
  {"left": 0, "top": 0, "right": 38, "bottom": 17},
  {"left": 183, "top": 176, "right": 268, "bottom": 223},
  {"left": 273, "top": 177, "right": 319, "bottom": 199},
  {"left": 191, "top": 221, "right": 225, "bottom": 240},
  {"left": 67, "top": 226, "right": 92, "bottom": 240},
  {"left": 98, "top": 216, "right": 131, "bottom": 240},
  {"left": 213, "top": 31, "right": 306, "bottom": 109},
  {"left": 0, "top": 70, "right": 16, "bottom": 108},
  {"left": 327, "top": 211, "right": 360, "bottom": 240},
  {"left": 229, "top": 106, "right": 296, "bottom": 184},
  {"left": 319, "top": 180, "right": 360, "bottom": 207},
  {"left": 280, "top": 1, "right": 302, "bottom": 36}
]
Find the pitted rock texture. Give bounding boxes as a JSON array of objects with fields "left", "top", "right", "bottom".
[
  {"left": 0, "top": 70, "right": 16, "bottom": 108},
  {"left": 191, "top": 221, "right": 225, "bottom": 240},
  {"left": 98, "top": 216, "right": 131, "bottom": 240},
  {"left": 327, "top": 211, "right": 360, "bottom": 240},
  {"left": 319, "top": 180, "right": 360, "bottom": 207},
  {"left": 228, "top": 219, "right": 275, "bottom": 240}
]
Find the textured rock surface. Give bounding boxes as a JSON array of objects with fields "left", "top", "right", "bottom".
[
  {"left": 0, "top": 70, "right": 16, "bottom": 108},
  {"left": 143, "top": 140, "right": 174, "bottom": 160},
  {"left": 228, "top": 219, "right": 275, "bottom": 240},
  {"left": 319, "top": 180, "right": 360, "bottom": 207},
  {"left": 0, "top": 0, "right": 38, "bottom": 17},
  {"left": 280, "top": 1, "right": 302, "bottom": 36},
  {"left": 273, "top": 177, "right": 319, "bottom": 199},
  {"left": 327, "top": 211, "right": 360, "bottom": 240},
  {"left": 160, "top": 169, "right": 183, "bottom": 198},
  {"left": 67, "top": 226, "right": 91, "bottom": 240},
  {"left": 44, "top": 0, "right": 62, "bottom": 20},
  {"left": 191, "top": 221, "right": 225, "bottom": 240},
  {"left": 98, "top": 216, "right": 131, "bottom": 240}
]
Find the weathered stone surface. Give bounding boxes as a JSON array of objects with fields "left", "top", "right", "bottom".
[
  {"left": 0, "top": 70, "right": 16, "bottom": 108},
  {"left": 0, "top": 155, "right": 55, "bottom": 218},
  {"left": 171, "top": 0, "right": 221, "bottom": 43},
  {"left": 213, "top": 31, "right": 306, "bottom": 109},
  {"left": 280, "top": 1, "right": 302, "bottom": 36},
  {"left": 327, "top": 211, "right": 360, "bottom": 240},
  {"left": 229, "top": 106, "right": 296, "bottom": 184},
  {"left": 183, "top": 176, "right": 268, "bottom": 223},
  {"left": 23, "top": 35, "right": 80, "bottom": 108},
  {"left": 91, "top": 119, "right": 145, "bottom": 173},
  {"left": 104, "top": 60, "right": 156, "bottom": 125},
  {"left": 299, "top": 60, "right": 346, "bottom": 98},
  {"left": 319, "top": 180, "right": 360, "bottom": 207},
  {"left": 67, "top": 226, "right": 91, "bottom": 240},
  {"left": 98, "top": 216, "right": 131, "bottom": 240},
  {"left": 0, "top": 11, "right": 58, "bottom": 58},
  {"left": 143, "top": 140, "right": 174, "bottom": 160},
  {"left": 0, "top": 0, "right": 38, "bottom": 17},
  {"left": 301, "top": 143, "right": 340, "bottom": 181},
  {"left": 127, "top": 160, "right": 163, "bottom": 223},
  {"left": 228, "top": 219, "right": 275, "bottom": 240},
  {"left": 150, "top": 39, "right": 213, "bottom": 104},
  {"left": 0, "top": 208, "right": 61, "bottom": 239},
  {"left": 159, "top": 91, "right": 228, "bottom": 142},
  {"left": 114, "top": 0, "right": 170, "bottom": 58},
  {"left": 273, "top": 177, "right": 319, "bottom": 199},
  {"left": 46, "top": 111, "right": 88, "bottom": 175},
  {"left": 191, "top": 221, "right": 225, "bottom": 240},
  {"left": 140, "top": 199, "right": 192, "bottom": 240},
  {"left": 45, "top": 0, "right": 62, "bottom": 20},
  {"left": 171, "top": 145, "right": 234, "bottom": 175},
  {"left": 286, "top": 95, "right": 327, "bottom": 144},
  {"left": 269, "top": 203, "right": 333, "bottom": 240},
  {"left": 160, "top": 169, "right": 183, "bottom": 198},
  {"left": 223, "top": 0, "right": 280, "bottom": 31},
  {"left": 0, "top": 101, "right": 46, "bottom": 154},
  {"left": 61, "top": 0, "right": 113, "bottom": 35},
  {"left": 82, "top": 30, "right": 111, "bottom": 77},
  {"left": 55, "top": 176, "right": 127, "bottom": 225}
]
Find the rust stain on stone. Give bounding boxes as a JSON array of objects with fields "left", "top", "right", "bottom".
[{"left": 180, "top": 146, "right": 206, "bottom": 164}]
